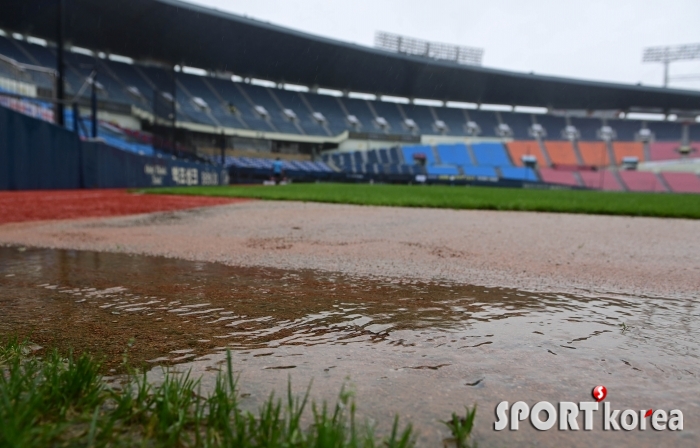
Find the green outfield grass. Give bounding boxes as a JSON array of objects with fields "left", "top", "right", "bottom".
[{"left": 145, "top": 183, "right": 700, "bottom": 219}]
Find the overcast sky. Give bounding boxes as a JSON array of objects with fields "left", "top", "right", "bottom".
[{"left": 189, "top": 0, "right": 700, "bottom": 91}]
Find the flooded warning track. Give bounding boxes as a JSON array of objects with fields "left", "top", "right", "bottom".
[{"left": 0, "top": 246, "right": 698, "bottom": 447}]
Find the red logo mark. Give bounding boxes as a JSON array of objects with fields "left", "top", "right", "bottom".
[
  {"left": 592, "top": 385, "right": 607, "bottom": 402},
  {"left": 645, "top": 409, "right": 653, "bottom": 418}
]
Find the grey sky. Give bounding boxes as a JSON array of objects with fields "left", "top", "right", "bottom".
[{"left": 189, "top": 0, "right": 700, "bottom": 91}]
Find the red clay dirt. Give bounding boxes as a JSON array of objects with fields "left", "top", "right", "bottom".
[{"left": 0, "top": 189, "right": 249, "bottom": 224}]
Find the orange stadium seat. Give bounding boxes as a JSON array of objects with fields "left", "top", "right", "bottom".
[
  {"left": 577, "top": 142, "right": 609, "bottom": 167},
  {"left": 544, "top": 141, "right": 578, "bottom": 166},
  {"left": 506, "top": 141, "right": 547, "bottom": 167},
  {"left": 612, "top": 142, "right": 644, "bottom": 165}
]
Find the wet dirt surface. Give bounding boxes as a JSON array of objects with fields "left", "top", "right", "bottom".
[
  {"left": 0, "top": 246, "right": 698, "bottom": 447},
  {"left": 0, "top": 190, "right": 248, "bottom": 224}
]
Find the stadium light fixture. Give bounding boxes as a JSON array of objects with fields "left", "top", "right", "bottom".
[
  {"left": 642, "top": 43, "right": 700, "bottom": 87},
  {"left": 375, "top": 31, "right": 483, "bottom": 66}
]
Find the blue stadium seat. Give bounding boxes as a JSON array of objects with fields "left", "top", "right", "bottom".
[
  {"left": 499, "top": 166, "right": 538, "bottom": 181},
  {"left": 427, "top": 165, "right": 460, "bottom": 176},
  {"left": 470, "top": 142, "right": 512, "bottom": 166},
  {"left": 402, "top": 145, "right": 435, "bottom": 164},
  {"left": 436, "top": 143, "right": 471, "bottom": 165},
  {"left": 462, "top": 166, "right": 498, "bottom": 178}
]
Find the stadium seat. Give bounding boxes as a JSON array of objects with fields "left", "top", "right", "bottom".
[
  {"left": 467, "top": 110, "right": 499, "bottom": 137},
  {"left": 470, "top": 142, "right": 512, "bottom": 166},
  {"left": 402, "top": 104, "right": 440, "bottom": 134},
  {"left": 534, "top": 115, "right": 566, "bottom": 139},
  {"left": 462, "top": 166, "right": 498, "bottom": 178},
  {"left": 499, "top": 166, "right": 538, "bottom": 181},
  {"left": 612, "top": 142, "right": 645, "bottom": 165},
  {"left": 650, "top": 142, "right": 700, "bottom": 161},
  {"left": 577, "top": 141, "right": 610, "bottom": 167},
  {"left": 402, "top": 145, "right": 436, "bottom": 165},
  {"left": 371, "top": 101, "right": 407, "bottom": 134},
  {"left": 608, "top": 119, "right": 641, "bottom": 141},
  {"left": 647, "top": 121, "right": 683, "bottom": 141},
  {"left": 660, "top": 172, "right": 700, "bottom": 193},
  {"left": 506, "top": 141, "right": 546, "bottom": 167},
  {"left": 617, "top": 171, "right": 667, "bottom": 192},
  {"left": 426, "top": 165, "right": 460, "bottom": 176},
  {"left": 578, "top": 170, "right": 624, "bottom": 191},
  {"left": 544, "top": 141, "right": 579, "bottom": 166},
  {"left": 339, "top": 97, "right": 375, "bottom": 130},
  {"left": 436, "top": 143, "right": 471, "bottom": 165},
  {"left": 433, "top": 108, "right": 469, "bottom": 136},
  {"left": 539, "top": 168, "right": 580, "bottom": 186},
  {"left": 570, "top": 117, "right": 602, "bottom": 140},
  {"left": 499, "top": 112, "right": 534, "bottom": 139},
  {"left": 690, "top": 124, "right": 700, "bottom": 142}
]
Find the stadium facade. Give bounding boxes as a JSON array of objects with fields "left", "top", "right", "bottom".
[{"left": 1, "top": 0, "right": 700, "bottom": 192}]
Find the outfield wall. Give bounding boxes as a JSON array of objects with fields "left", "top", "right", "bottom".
[{"left": 0, "top": 105, "right": 228, "bottom": 190}]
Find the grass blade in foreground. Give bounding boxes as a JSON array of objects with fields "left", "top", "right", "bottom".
[
  {"left": 0, "top": 339, "right": 475, "bottom": 447},
  {"left": 144, "top": 184, "right": 700, "bottom": 219}
]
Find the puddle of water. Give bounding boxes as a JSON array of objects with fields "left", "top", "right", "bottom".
[{"left": 0, "top": 246, "right": 698, "bottom": 447}]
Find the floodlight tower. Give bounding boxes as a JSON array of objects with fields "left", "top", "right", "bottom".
[{"left": 642, "top": 43, "right": 700, "bottom": 87}]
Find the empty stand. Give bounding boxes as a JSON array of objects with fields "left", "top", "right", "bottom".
[
  {"left": 370, "top": 101, "right": 407, "bottom": 134},
  {"left": 506, "top": 141, "right": 546, "bottom": 167},
  {"left": 467, "top": 110, "right": 499, "bottom": 137},
  {"left": 427, "top": 165, "right": 460, "bottom": 176},
  {"left": 499, "top": 112, "right": 533, "bottom": 139},
  {"left": 471, "top": 142, "right": 512, "bottom": 166},
  {"left": 462, "top": 166, "right": 498, "bottom": 178},
  {"left": 544, "top": 141, "right": 579, "bottom": 166},
  {"left": 650, "top": 142, "right": 700, "bottom": 161},
  {"left": 690, "top": 124, "right": 700, "bottom": 142},
  {"left": 570, "top": 117, "right": 602, "bottom": 140},
  {"left": 338, "top": 97, "right": 375, "bottom": 131},
  {"left": 647, "top": 121, "right": 683, "bottom": 141},
  {"left": 539, "top": 168, "right": 580, "bottom": 187},
  {"left": 534, "top": 114, "right": 566, "bottom": 139},
  {"left": 402, "top": 145, "right": 436, "bottom": 164},
  {"left": 205, "top": 78, "right": 270, "bottom": 132},
  {"left": 400, "top": 104, "right": 438, "bottom": 134},
  {"left": 578, "top": 170, "right": 624, "bottom": 191},
  {"left": 577, "top": 141, "right": 610, "bottom": 167},
  {"left": 273, "top": 88, "right": 327, "bottom": 135},
  {"left": 618, "top": 171, "right": 667, "bottom": 192},
  {"left": 660, "top": 172, "right": 700, "bottom": 193},
  {"left": 612, "top": 142, "right": 645, "bottom": 164},
  {"left": 499, "top": 166, "right": 538, "bottom": 181},
  {"left": 301, "top": 92, "right": 350, "bottom": 135},
  {"left": 436, "top": 143, "right": 472, "bottom": 166},
  {"left": 608, "top": 119, "right": 640, "bottom": 141},
  {"left": 239, "top": 84, "right": 300, "bottom": 134},
  {"left": 432, "top": 107, "right": 468, "bottom": 136}
]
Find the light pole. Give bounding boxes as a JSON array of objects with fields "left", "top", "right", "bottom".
[{"left": 642, "top": 43, "right": 700, "bottom": 88}]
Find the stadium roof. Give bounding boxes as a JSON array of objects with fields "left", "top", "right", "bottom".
[{"left": 3, "top": 0, "right": 700, "bottom": 112}]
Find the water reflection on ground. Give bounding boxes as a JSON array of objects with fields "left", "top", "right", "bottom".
[{"left": 0, "top": 246, "right": 698, "bottom": 447}]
